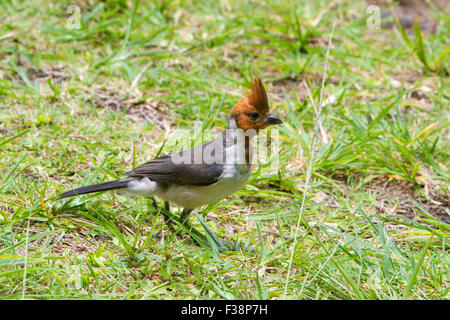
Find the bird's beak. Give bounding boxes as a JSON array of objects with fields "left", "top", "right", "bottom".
[{"left": 262, "top": 113, "right": 283, "bottom": 126}]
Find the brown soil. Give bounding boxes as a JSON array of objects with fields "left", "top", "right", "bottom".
[
  {"left": 89, "top": 89, "right": 172, "bottom": 130},
  {"left": 369, "top": 0, "right": 449, "bottom": 32},
  {"left": 334, "top": 173, "right": 450, "bottom": 225},
  {"left": 4, "top": 54, "right": 68, "bottom": 84},
  {"left": 365, "top": 176, "right": 449, "bottom": 224}
]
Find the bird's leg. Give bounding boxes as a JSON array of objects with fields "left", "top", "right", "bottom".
[
  {"left": 178, "top": 208, "right": 197, "bottom": 238},
  {"left": 179, "top": 208, "right": 220, "bottom": 248},
  {"left": 180, "top": 208, "right": 193, "bottom": 224},
  {"left": 147, "top": 197, "right": 175, "bottom": 231},
  {"left": 147, "top": 200, "right": 227, "bottom": 250},
  {"left": 162, "top": 201, "right": 175, "bottom": 232},
  {"left": 148, "top": 196, "right": 159, "bottom": 211}
]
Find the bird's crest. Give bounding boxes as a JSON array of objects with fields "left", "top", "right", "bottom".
[
  {"left": 231, "top": 77, "right": 270, "bottom": 117},
  {"left": 246, "top": 77, "right": 269, "bottom": 114}
]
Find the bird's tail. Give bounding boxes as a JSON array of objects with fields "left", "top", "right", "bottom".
[{"left": 58, "top": 179, "right": 131, "bottom": 199}]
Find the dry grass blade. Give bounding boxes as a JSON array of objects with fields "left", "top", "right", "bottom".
[
  {"left": 283, "top": 23, "right": 335, "bottom": 299},
  {"left": 21, "top": 219, "right": 30, "bottom": 300}
]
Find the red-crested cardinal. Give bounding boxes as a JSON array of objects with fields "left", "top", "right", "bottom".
[{"left": 58, "top": 78, "right": 282, "bottom": 247}]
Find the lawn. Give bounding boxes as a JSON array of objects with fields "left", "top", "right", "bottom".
[{"left": 0, "top": 0, "right": 448, "bottom": 299}]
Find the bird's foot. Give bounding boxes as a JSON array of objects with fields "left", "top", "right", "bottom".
[
  {"left": 193, "top": 212, "right": 255, "bottom": 253},
  {"left": 148, "top": 197, "right": 178, "bottom": 233},
  {"left": 147, "top": 198, "right": 254, "bottom": 252},
  {"left": 219, "top": 238, "right": 256, "bottom": 253}
]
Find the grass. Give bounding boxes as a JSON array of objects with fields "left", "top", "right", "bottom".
[{"left": 0, "top": 0, "right": 449, "bottom": 300}]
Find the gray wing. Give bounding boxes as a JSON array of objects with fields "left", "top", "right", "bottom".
[{"left": 125, "top": 143, "right": 224, "bottom": 186}]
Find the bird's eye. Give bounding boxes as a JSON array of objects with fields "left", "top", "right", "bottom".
[{"left": 248, "top": 112, "right": 259, "bottom": 120}]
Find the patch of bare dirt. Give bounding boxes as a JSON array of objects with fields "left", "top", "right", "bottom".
[
  {"left": 388, "top": 70, "right": 442, "bottom": 115},
  {"left": 390, "top": 69, "right": 424, "bottom": 87},
  {"left": 269, "top": 72, "right": 340, "bottom": 113},
  {"left": 271, "top": 72, "right": 337, "bottom": 102},
  {"left": 3, "top": 55, "right": 68, "bottom": 84},
  {"left": 271, "top": 77, "right": 309, "bottom": 102},
  {"left": 331, "top": 171, "right": 449, "bottom": 225},
  {"left": 369, "top": 0, "right": 448, "bottom": 32},
  {"left": 365, "top": 177, "right": 449, "bottom": 224},
  {"left": 89, "top": 89, "right": 172, "bottom": 130},
  {"left": 51, "top": 232, "right": 95, "bottom": 256},
  {"left": 0, "top": 124, "right": 7, "bottom": 135},
  {"left": 11, "top": 224, "right": 110, "bottom": 258},
  {"left": 0, "top": 204, "right": 14, "bottom": 215}
]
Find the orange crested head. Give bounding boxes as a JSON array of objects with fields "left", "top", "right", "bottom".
[{"left": 230, "top": 77, "right": 282, "bottom": 132}]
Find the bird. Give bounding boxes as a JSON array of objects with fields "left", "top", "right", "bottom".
[{"left": 58, "top": 77, "right": 282, "bottom": 248}]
